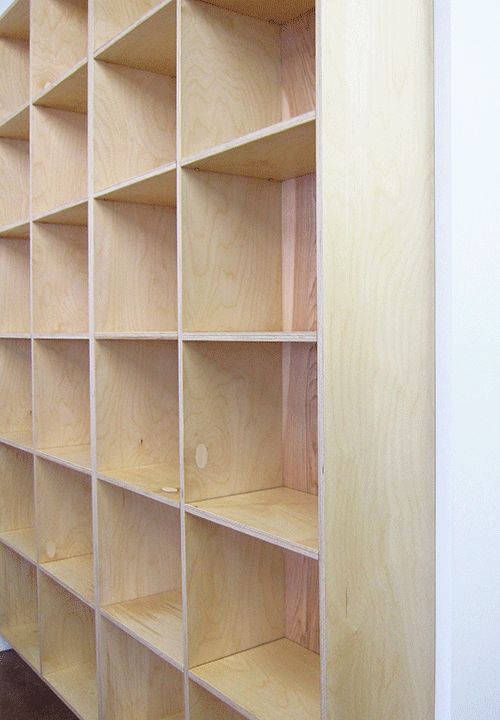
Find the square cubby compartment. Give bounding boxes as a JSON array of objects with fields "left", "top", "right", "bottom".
[
  {"left": 101, "top": 618, "right": 184, "bottom": 720},
  {"left": 94, "top": 199, "right": 176, "bottom": 334},
  {"left": 0, "top": 543, "right": 39, "bottom": 670},
  {"left": 37, "top": 458, "right": 94, "bottom": 604},
  {"left": 190, "top": 682, "right": 246, "bottom": 720},
  {"left": 0, "top": 138, "right": 29, "bottom": 230},
  {"left": 33, "top": 219, "right": 88, "bottom": 334},
  {"left": 182, "top": 170, "right": 316, "bottom": 332},
  {"left": 96, "top": 339, "right": 179, "bottom": 501},
  {"left": 184, "top": 341, "right": 318, "bottom": 557},
  {"left": 0, "top": 234, "right": 29, "bottom": 332},
  {"left": 0, "top": 338, "right": 32, "bottom": 447},
  {"left": 0, "top": 444, "right": 35, "bottom": 562},
  {"left": 98, "top": 482, "right": 183, "bottom": 667},
  {"left": 39, "top": 573, "right": 97, "bottom": 720},
  {"left": 187, "top": 516, "right": 320, "bottom": 720},
  {"left": 0, "top": 9, "right": 29, "bottom": 123},
  {"left": 34, "top": 339, "right": 90, "bottom": 470},
  {"left": 181, "top": 0, "right": 315, "bottom": 157}
]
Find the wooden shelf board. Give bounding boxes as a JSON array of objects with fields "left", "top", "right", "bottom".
[
  {"left": 33, "top": 60, "right": 88, "bottom": 114},
  {"left": 182, "top": 113, "right": 315, "bottom": 180},
  {"left": 34, "top": 199, "right": 88, "bottom": 226},
  {"left": 0, "top": 0, "right": 29, "bottom": 40},
  {"left": 94, "top": 162, "right": 176, "bottom": 206},
  {"left": 182, "top": 332, "right": 317, "bottom": 343},
  {"left": 0, "top": 527, "right": 36, "bottom": 563},
  {"left": 45, "top": 663, "right": 98, "bottom": 720},
  {"left": 37, "top": 444, "right": 91, "bottom": 473},
  {"left": 0, "top": 219, "right": 29, "bottom": 238},
  {"left": 102, "top": 589, "right": 183, "bottom": 669},
  {"left": 95, "top": 0, "right": 176, "bottom": 77},
  {"left": 41, "top": 554, "right": 95, "bottom": 606},
  {"left": 95, "top": 332, "right": 178, "bottom": 341},
  {"left": 98, "top": 464, "right": 180, "bottom": 507},
  {"left": 0, "top": 429, "right": 32, "bottom": 452},
  {"left": 0, "top": 103, "right": 29, "bottom": 140},
  {"left": 194, "top": 0, "right": 314, "bottom": 23},
  {"left": 0, "top": 624, "right": 39, "bottom": 670},
  {"left": 190, "top": 639, "right": 320, "bottom": 720},
  {"left": 0, "top": 333, "right": 30, "bottom": 339},
  {"left": 187, "top": 488, "right": 318, "bottom": 558}
]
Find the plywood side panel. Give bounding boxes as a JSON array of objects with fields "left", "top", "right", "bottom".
[
  {"left": 0, "top": 138, "right": 29, "bottom": 227},
  {"left": 0, "top": 38, "right": 28, "bottom": 120},
  {"left": 94, "top": 0, "right": 162, "bottom": 49},
  {"left": 0, "top": 545, "right": 37, "bottom": 629},
  {"left": 189, "top": 682, "right": 245, "bottom": 720},
  {"left": 281, "top": 11, "right": 315, "bottom": 120},
  {"left": 0, "top": 339, "right": 32, "bottom": 436},
  {"left": 0, "top": 237, "right": 30, "bottom": 332},
  {"left": 0, "top": 444, "right": 33, "bottom": 532},
  {"left": 319, "top": 0, "right": 435, "bottom": 717},
  {"left": 285, "top": 552, "right": 319, "bottom": 653}
]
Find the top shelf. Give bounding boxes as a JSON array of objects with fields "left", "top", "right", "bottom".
[{"left": 0, "top": 0, "right": 29, "bottom": 40}]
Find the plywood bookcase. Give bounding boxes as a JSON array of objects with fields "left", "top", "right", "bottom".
[{"left": 0, "top": 0, "right": 435, "bottom": 718}]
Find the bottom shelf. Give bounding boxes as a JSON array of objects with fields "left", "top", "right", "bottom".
[
  {"left": 41, "top": 554, "right": 94, "bottom": 605},
  {"left": 45, "top": 662, "right": 98, "bottom": 720},
  {"left": 102, "top": 589, "right": 183, "bottom": 667},
  {"left": 0, "top": 527, "right": 36, "bottom": 562},
  {"left": 191, "top": 639, "right": 320, "bottom": 720},
  {"left": 1, "top": 623, "right": 40, "bottom": 671}
]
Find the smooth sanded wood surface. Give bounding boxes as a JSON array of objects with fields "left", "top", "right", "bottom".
[
  {"left": 45, "top": 663, "right": 98, "bottom": 720},
  {"left": 0, "top": 37, "right": 28, "bottom": 120},
  {"left": 195, "top": 0, "right": 314, "bottom": 23},
  {"left": 0, "top": 237, "right": 30, "bottom": 332},
  {"left": 33, "top": 61, "right": 88, "bottom": 114},
  {"left": 0, "top": 527, "right": 36, "bottom": 562},
  {"left": 0, "top": 103, "right": 29, "bottom": 140},
  {"left": 98, "top": 464, "right": 180, "bottom": 506},
  {"left": 41, "top": 554, "right": 94, "bottom": 606},
  {"left": 189, "top": 681, "right": 246, "bottom": 720},
  {"left": 0, "top": 138, "right": 29, "bottom": 227},
  {"left": 0, "top": 0, "right": 29, "bottom": 40},
  {"left": 0, "top": 444, "right": 34, "bottom": 538},
  {"left": 94, "top": 0, "right": 165, "bottom": 50},
  {"left": 95, "top": 162, "right": 176, "bottom": 206},
  {"left": 35, "top": 199, "right": 88, "bottom": 226},
  {"left": 0, "top": 339, "right": 32, "bottom": 440}
]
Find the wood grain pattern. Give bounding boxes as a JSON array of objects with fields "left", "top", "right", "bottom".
[
  {"left": 32, "top": 107, "right": 87, "bottom": 217},
  {"left": 281, "top": 11, "right": 315, "bottom": 120},
  {"left": 98, "top": 464, "right": 180, "bottom": 506},
  {"left": 98, "top": 482, "right": 181, "bottom": 605},
  {"left": 36, "top": 200, "right": 88, "bottom": 226},
  {"left": 0, "top": 237, "right": 30, "bottom": 332},
  {"left": 37, "top": 443, "right": 91, "bottom": 473},
  {"left": 93, "top": 61, "right": 176, "bottom": 191},
  {"left": 33, "top": 61, "right": 88, "bottom": 114},
  {"left": 285, "top": 551, "right": 319, "bottom": 653},
  {"left": 95, "top": 340, "right": 179, "bottom": 472},
  {"left": 0, "top": 0, "right": 29, "bottom": 40},
  {"left": 0, "top": 38, "right": 28, "bottom": 120},
  {"left": 0, "top": 527, "right": 36, "bottom": 562},
  {"left": 94, "top": 201, "right": 177, "bottom": 333},
  {"left": 191, "top": 638, "right": 320, "bottom": 720},
  {"left": 181, "top": 0, "right": 281, "bottom": 156},
  {"left": 45, "top": 664, "right": 98, "bottom": 720},
  {"left": 41, "top": 554, "right": 94, "bottom": 605},
  {"left": 0, "top": 443, "right": 33, "bottom": 536},
  {"left": 186, "top": 515, "right": 285, "bottom": 667},
  {"left": 0, "top": 103, "right": 29, "bottom": 140},
  {"left": 31, "top": 0, "right": 87, "bottom": 96},
  {"left": 182, "top": 170, "right": 282, "bottom": 332},
  {"left": 95, "top": 163, "right": 176, "bottom": 206},
  {"left": 33, "top": 223, "right": 88, "bottom": 334},
  {"left": 33, "top": 340, "right": 90, "bottom": 451},
  {"left": 189, "top": 681, "right": 245, "bottom": 720},
  {"left": 0, "top": 138, "right": 29, "bottom": 227},
  {"left": 94, "top": 0, "right": 164, "bottom": 50},
  {"left": 101, "top": 617, "right": 184, "bottom": 720},
  {"left": 320, "top": 0, "right": 435, "bottom": 717},
  {"left": 183, "top": 342, "right": 282, "bottom": 502},
  {"left": 0, "top": 339, "right": 32, "bottom": 439},
  {"left": 191, "top": 0, "right": 314, "bottom": 23}
]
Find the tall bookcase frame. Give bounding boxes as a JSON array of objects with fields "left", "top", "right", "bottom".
[{"left": 0, "top": 0, "right": 435, "bottom": 719}]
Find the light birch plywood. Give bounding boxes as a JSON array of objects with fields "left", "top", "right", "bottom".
[
  {"left": 41, "top": 554, "right": 94, "bottom": 606},
  {"left": 0, "top": 237, "right": 30, "bottom": 332},
  {"left": 0, "top": 220, "right": 29, "bottom": 238},
  {"left": 94, "top": 0, "right": 165, "bottom": 50},
  {"left": 95, "top": 163, "right": 176, "bottom": 206},
  {"left": 45, "top": 664, "right": 98, "bottom": 720},
  {"left": 0, "top": 527, "right": 36, "bottom": 563},
  {"left": 94, "top": 201, "right": 177, "bottom": 333},
  {"left": 0, "top": 37, "right": 28, "bottom": 121},
  {"left": 31, "top": 0, "right": 87, "bottom": 96},
  {"left": 33, "top": 61, "right": 88, "bottom": 114},
  {"left": 0, "top": 104, "right": 29, "bottom": 140},
  {"left": 0, "top": 444, "right": 34, "bottom": 538},
  {"left": 319, "top": 0, "right": 435, "bottom": 717},
  {"left": 32, "top": 223, "right": 88, "bottom": 335},
  {"left": 0, "top": 138, "right": 29, "bottom": 228},
  {"left": 98, "top": 464, "right": 180, "bottom": 507},
  {"left": 189, "top": 682, "right": 246, "bottom": 720},
  {"left": 285, "top": 552, "right": 319, "bottom": 653},
  {"left": 281, "top": 10, "right": 315, "bottom": 120},
  {"left": 194, "top": 0, "right": 313, "bottom": 23},
  {"left": 93, "top": 61, "right": 176, "bottom": 191},
  {"left": 36, "top": 200, "right": 88, "bottom": 226},
  {"left": 101, "top": 618, "right": 184, "bottom": 720},
  {"left": 0, "top": 0, "right": 29, "bottom": 40},
  {"left": 0, "top": 339, "right": 32, "bottom": 441},
  {"left": 32, "top": 107, "right": 87, "bottom": 217}
]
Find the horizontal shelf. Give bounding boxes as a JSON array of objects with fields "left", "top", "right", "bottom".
[
  {"left": 1, "top": 624, "right": 39, "bottom": 670},
  {"left": 197, "top": 0, "right": 314, "bottom": 23},
  {"left": 182, "top": 113, "right": 315, "bottom": 181},
  {"left": 95, "top": 332, "right": 178, "bottom": 341},
  {"left": 102, "top": 589, "right": 183, "bottom": 668},
  {"left": 36, "top": 444, "right": 91, "bottom": 472},
  {"left": 0, "top": 333, "right": 30, "bottom": 339},
  {"left": 41, "top": 554, "right": 94, "bottom": 606},
  {"left": 183, "top": 332, "right": 316, "bottom": 343},
  {"left": 95, "top": 0, "right": 176, "bottom": 76},
  {"left": 191, "top": 639, "right": 320, "bottom": 720},
  {"left": 33, "top": 59, "right": 87, "bottom": 114},
  {"left": 34, "top": 198, "right": 88, "bottom": 226},
  {"left": 187, "top": 487, "right": 318, "bottom": 558},
  {"left": 0, "top": 429, "right": 32, "bottom": 452},
  {"left": 98, "top": 464, "right": 180, "bottom": 507},
  {"left": 0, "top": 0, "right": 29, "bottom": 40},
  {"left": 95, "top": 162, "right": 176, "bottom": 206},
  {"left": 0, "top": 102, "right": 28, "bottom": 140},
  {"left": 45, "top": 663, "right": 98, "bottom": 720},
  {"left": 0, "top": 527, "right": 36, "bottom": 562},
  {"left": 0, "top": 219, "right": 29, "bottom": 238}
]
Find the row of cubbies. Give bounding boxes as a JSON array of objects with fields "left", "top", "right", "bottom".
[{"left": 0, "top": 0, "right": 319, "bottom": 719}]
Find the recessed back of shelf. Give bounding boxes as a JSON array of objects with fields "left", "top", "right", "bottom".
[
  {"left": 0, "top": 338, "right": 32, "bottom": 441},
  {"left": 0, "top": 36, "right": 28, "bottom": 121},
  {"left": 0, "top": 443, "right": 33, "bottom": 534},
  {"left": 0, "top": 235, "right": 30, "bottom": 333},
  {"left": 0, "top": 138, "right": 29, "bottom": 228}
]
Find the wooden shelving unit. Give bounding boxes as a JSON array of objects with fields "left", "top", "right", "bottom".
[{"left": 0, "top": 0, "right": 435, "bottom": 719}]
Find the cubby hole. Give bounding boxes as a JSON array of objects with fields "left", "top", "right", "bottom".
[
  {"left": 31, "top": 0, "right": 87, "bottom": 98},
  {"left": 184, "top": 341, "right": 318, "bottom": 556},
  {"left": 39, "top": 573, "right": 98, "bottom": 720},
  {"left": 94, "top": 199, "right": 176, "bottom": 334},
  {"left": 98, "top": 482, "right": 183, "bottom": 666},
  {"left": 33, "top": 217, "right": 89, "bottom": 335},
  {"left": 189, "top": 681, "right": 246, "bottom": 720},
  {"left": 34, "top": 60, "right": 88, "bottom": 114},
  {"left": 0, "top": 138, "right": 29, "bottom": 230},
  {"left": 37, "top": 458, "right": 94, "bottom": 604},
  {"left": 0, "top": 103, "right": 28, "bottom": 140},
  {"left": 101, "top": 618, "right": 184, "bottom": 720},
  {"left": 182, "top": 169, "right": 316, "bottom": 333},
  {"left": 186, "top": 516, "right": 320, "bottom": 720},
  {"left": 181, "top": 0, "right": 315, "bottom": 158},
  {"left": 0, "top": 0, "right": 29, "bottom": 125},
  {"left": 0, "top": 543, "right": 39, "bottom": 670},
  {"left": 95, "top": 340, "right": 179, "bottom": 501},
  {"left": 34, "top": 339, "right": 90, "bottom": 470},
  {"left": 0, "top": 234, "right": 30, "bottom": 333},
  {"left": 0, "top": 444, "right": 35, "bottom": 562},
  {"left": 32, "top": 105, "right": 87, "bottom": 219},
  {"left": 0, "top": 338, "right": 32, "bottom": 448},
  {"left": 94, "top": 0, "right": 169, "bottom": 50}
]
